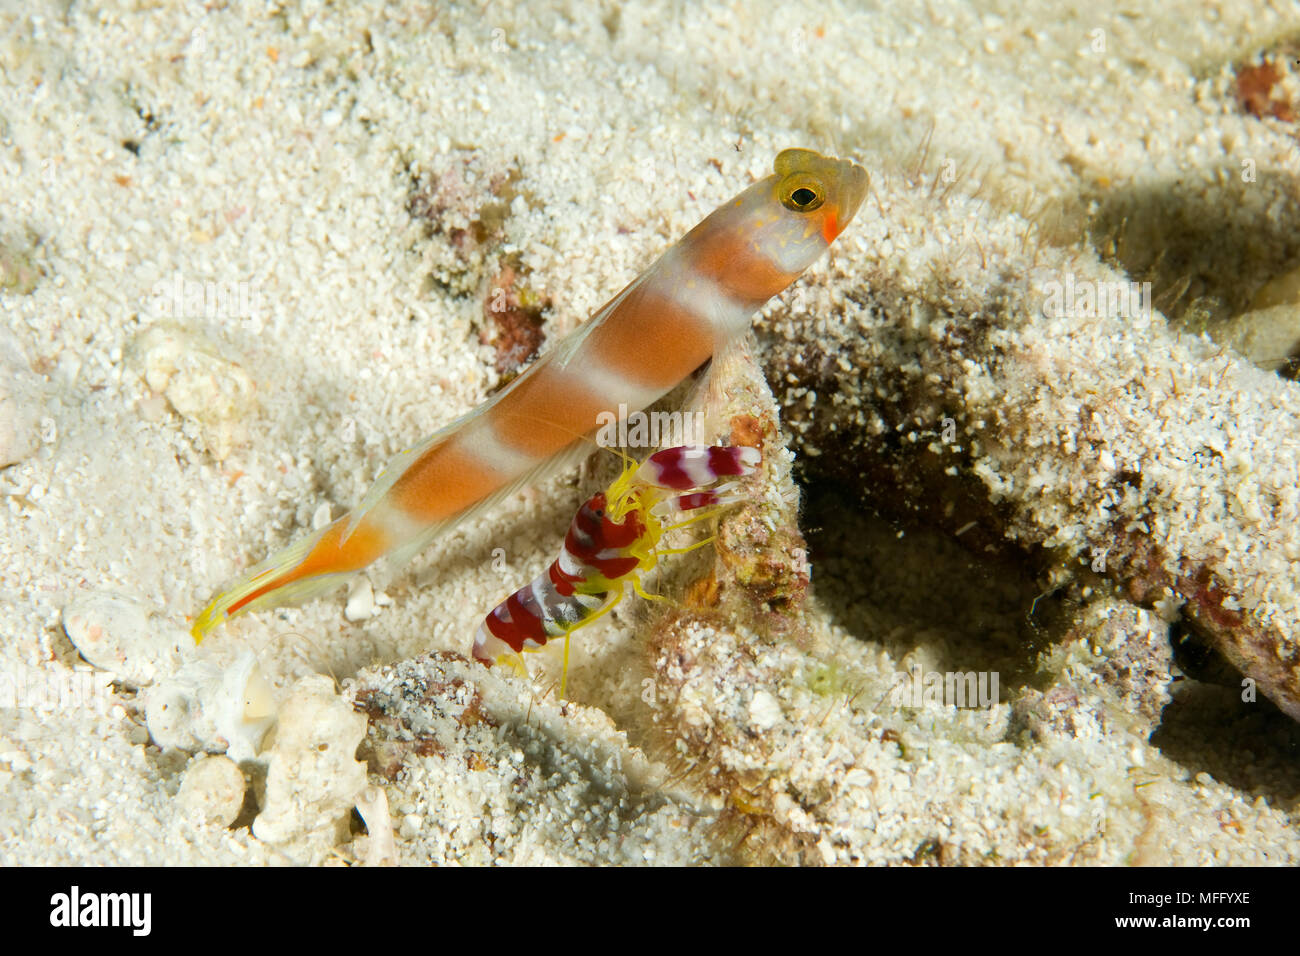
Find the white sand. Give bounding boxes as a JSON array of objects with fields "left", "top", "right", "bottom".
[{"left": 1, "top": 0, "right": 1297, "bottom": 864}]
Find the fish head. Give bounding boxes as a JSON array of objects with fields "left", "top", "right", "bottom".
[
  {"left": 772, "top": 147, "right": 868, "bottom": 245},
  {"left": 735, "top": 148, "right": 868, "bottom": 280}
]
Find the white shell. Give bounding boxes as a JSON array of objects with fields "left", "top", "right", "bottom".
[
  {"left": 143, "top": 652, "right": 276, "bottom": 761},
  {"left": 62, "top": 591, "right": 189, "bottom": 685}
]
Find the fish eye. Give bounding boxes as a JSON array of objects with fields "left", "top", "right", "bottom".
[
  {"left": 781, "top": 175, "right": 825, "bottom": 212},
  {"left": 595, "top": 508, "right": 605, "bottom": 517}
]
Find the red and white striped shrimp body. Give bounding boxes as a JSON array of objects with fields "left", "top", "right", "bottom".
[
  {"left": 193, "top": 149, "right": 864, "bottom": 642},
  {"left": 472, "top": 445, "right": 760, "bottom": 666}
]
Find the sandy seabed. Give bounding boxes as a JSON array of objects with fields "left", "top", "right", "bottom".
[{"left": 2, "top": 0, "right": 1299, "bottom": 865}]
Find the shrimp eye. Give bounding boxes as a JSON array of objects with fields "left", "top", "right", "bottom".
[{"left": 780, "top": 174, "right": 825, "bottom": 212}]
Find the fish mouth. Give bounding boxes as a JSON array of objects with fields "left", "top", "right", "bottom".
[{"left": 835, "top": 159, "right": 869, "bottom": 230}]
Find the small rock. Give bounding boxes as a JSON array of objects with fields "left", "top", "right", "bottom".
[
  {"left": 144, "top": 677, "right": 204, "bottom": 751},
  {"left": 748, "top": 689, "right": 783, "bottom": 730},
  {"left": 1090, "top": 602, "right": 1174, "bottom": 728},
  {"left": 354, "top": 785, "right": 397, "bottom": 866},
  {"left": 0, "top": 243, "right": 39, "bottom": 294},
  {"left": 0, "top": 736, "right": 32, "bottom": 773},
  {"left": 1011, "top": 685, "right": 1099, "bottom": 741},
  {"left": 132, "top": 324, "right": 256, "bottom": 460},
  {"left": 1249, "top": 259, "right": 1300, "bottom": 311},
  {"left": 176, "top": 755, "right": 246, "bottom": 827},
  {"left": 126, "top": 723, "right": 151, "bottom": 746},
  {"left": 1225, "top": 258, "right": 1300, "bottom": 372},
  {"left": 1224, "top": 303, "right": 1300, "bottom": 373},
  {"left": 1011, "top": 598, "right": 1173, "bottom": 742},
  {"left": 345, "top": 579, "right": 375, "bottom": 622},
  {"left": 817, "top": 837, "right": 837, "bottom": 865}
]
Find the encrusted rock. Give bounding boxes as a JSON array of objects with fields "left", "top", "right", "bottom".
[
  {"left": 1010, "top": 598, "right": 1173, "bottom": 743},
  {"left": 252, "top": 675, "right": 367, "bottom": 856},
  {"left": 759, "top": 167, "right": 1300, "bottom": 722}
]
